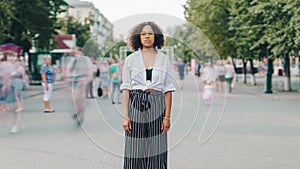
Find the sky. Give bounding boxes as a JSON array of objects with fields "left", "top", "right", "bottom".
[
  {"left": 87, "top": 0, "right": 188, "bottom": 37},
  {"left": 88, "top": 0, "right": 187, "bottom": 22}
]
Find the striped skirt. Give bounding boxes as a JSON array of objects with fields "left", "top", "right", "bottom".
[{"left": 123, "top": 89, "right": 167, "bottom": 169}]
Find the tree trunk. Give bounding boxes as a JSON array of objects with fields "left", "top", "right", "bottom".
[
  {"left": 284, "top": 54, "right": 292, "bottom": 91},
  {"left": 249, "top": 59, "right": 257, "bottom": 85},
  {"left": 243, "top": 59, "right": 247, "bottom": 84},
  {"left": 264, "top": 58, "right": 274, "bottom": 93}
]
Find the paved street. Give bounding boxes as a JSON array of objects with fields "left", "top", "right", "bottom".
[{"left": 0, "top": 74, "right": 300, "bottom": 169}]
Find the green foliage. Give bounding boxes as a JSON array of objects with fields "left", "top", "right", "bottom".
[
  {"left": 102, "top": 39, "right": 127, "bottom": 59},
  {"left": 184, "top": 0, "right": 300, "bottom": 59},
  {"left": 0, "top": 0, "right": 15, "bottom": 43},
  {"left": 0, "top": 0, "right": 68, "bottom": 52},
  {"left": 184, "top": 0, "right": 234, "bottom": 57},
  {"left": 56, "top": 15, "right": 93, "bottom": 47},
  {"left": 82, "top": 37, "right": 101, "bottom": 58},
  {"left": 166, "top": 23, "right": 220, "bottom": 64}
]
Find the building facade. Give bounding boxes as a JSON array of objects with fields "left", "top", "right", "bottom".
[{"left": 64, "top": 0, "right": 113, "bottom": 45}]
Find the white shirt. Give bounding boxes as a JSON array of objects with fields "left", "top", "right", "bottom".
[
  {"left": 120, "top": 49, "right": 176, "bottom": 93},
  {"left": 66, "top": 56, "right": 93, "bottom": 78},
  {"left": 225, "top": 64, "right": 235, "bottom": 78},
  {"left": 203, "top": 85, "right": 213, "bottom": 99}
]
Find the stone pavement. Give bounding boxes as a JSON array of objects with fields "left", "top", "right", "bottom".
[{"left": 0, "top": 74, "right": 299, "bottom": 169}]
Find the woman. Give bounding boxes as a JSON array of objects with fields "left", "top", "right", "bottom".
[
  {"left": 0, "top": 53, "right": 10, "bottom": 112},
  {"left": 176, "top": 58, "right": 186, "bottom": 89},
  {"left": 216, "top": 60, "right": 226, "bottom": 94},
  {"left": 10, "top": 57, "right": 28, "bottom": 133},
  {"left": 225, "top": 60, "right": 235, "bottom": 93},
  {"left": 120, "top": 21, "right": 175, "bottom": 169},
  {"left": 99, "top": 60, "right": 110, "bottom": 99},
  {"left": 41, "top": 56, "right": 56, "bottom": 113},
  {"left": 109, "top": 58, "right": 121, "bottom": 104}
]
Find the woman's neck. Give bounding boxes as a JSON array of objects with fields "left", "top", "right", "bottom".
[{"left": 142, "top": 47, "right": 156, "bottom": 54}]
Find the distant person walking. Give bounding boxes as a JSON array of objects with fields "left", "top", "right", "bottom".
[
  {"left": 66, "top": 47, "right": 93, "bottom": 126},
  {"left": 98, "top": 60, "right": 110, "bottom": 99},
  {"left": 0, "top": 54, "right": 10, "bottom": 112},
  {"left": 216, "top": 60, "right": 226, "bottom": 94},
  {"left": 10, "top": 58, "right": 28, "bottom": 133},
  {"left": 176, "top": 59, "right": 186, "bottom": 89},
  {"left": 86, "top": 58, "right": 96, "bottom": 99},
  {"left": 225, "top": 60, "right": 235, "bottom": 93},
  {"left": 109, "top": 59, "right": 121, "bottom": 104},
  {"left": 202, "top": 80, "right": 213, "bottom": 105},
  {"left": 41, "top": 56, "right": 56, "bottom": 113}
]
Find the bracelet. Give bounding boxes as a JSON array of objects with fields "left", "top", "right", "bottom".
[{"left": 163, "top": 117, "right": 170, "bottom": 121}]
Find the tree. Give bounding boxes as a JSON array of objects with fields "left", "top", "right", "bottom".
[
  {"left": 0, "top": 0, "right": 15, "bottom": 43},
  {"left": 229, "top": 0, "right": 266, "bottom": 84},
  {"left": 56, "top": 15, "right": 94, "bottom": 48},
  {"left": 166, "top": 23, "right": 219, "bottom": 65},
  {"left": 184, "top": 0, "right": 234, "bottom": 57},
  {"left": 82, "top": 37, "right": 101, "bottom": 59},
  {"left": 251, "top": 0, "right": 300, "bottom": 91},
  {"left": 0, "top": 0, "right": 68, "bottom": 52}
]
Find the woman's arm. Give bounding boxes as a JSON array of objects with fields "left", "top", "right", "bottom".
[
  {"left": 41, "top": 73, "right": 48, "bottom": 90},
  {"left": 122, "top": 89, "right": 131, "bottom": 133},
  {"left": 164, "top": 91, "right": 172, "bottom": 118},
  {"left": 162, "top": 91, "right": 172, "bottom": 133}
]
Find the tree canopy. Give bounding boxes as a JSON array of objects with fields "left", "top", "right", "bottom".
[
  {"left": 184, "top": 0, "right": 300, "bottom": 59},
  {"left": 0, "top": 0, "right": 68, "bottom": 52}
]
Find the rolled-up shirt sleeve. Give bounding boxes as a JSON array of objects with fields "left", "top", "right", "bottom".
[
  {"left": 162, "top": 58, "right": 176, "bottom": 93},
  {"left": 120, "top": 58, "right": 131, "bottom": 90}
]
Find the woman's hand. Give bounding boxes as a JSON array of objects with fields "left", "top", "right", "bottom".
[
  {"left": 161, "top": 118, "right": 170, "bottom": 133},
  {"left": 123, "top": 118, "right": 132, "bottom": 133}
]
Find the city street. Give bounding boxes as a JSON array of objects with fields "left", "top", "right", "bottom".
[{"left": 0, "top": 74, "right": 300, "bottom": 169}]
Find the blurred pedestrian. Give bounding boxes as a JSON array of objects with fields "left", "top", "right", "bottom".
[
  {"left": 197, "top": 60, "right": 201, "bottom": 77},
  {"left": 41, "top": 56, "right": 56, "bottom": 113},
  {"left": 216, "top": 60, "right": 226, "bottom": 94},
  {"left": 225, "top": 60, "right": 235, "bottom": 93},
  {"left": 109, "top": 58, "right": 121, "bottom": 104},
  {"left": 176, "top": 58, "right": 186, "bottom": 89},
  {"left": 0, "top": 53, "right": 10, "bottom": 112},
  {"left": 121, "top": 21, "right": 176, "bottom": 169},
  {"left": 98, "top": 60, "right": 110, "bottom": 99},
  {"left": 10, "top": 55, "right": 28, "bottom": 133},
  {"left": 86, "top": 58, "right": 96, "bottom": 99},
  {"left": 202, "top": 80, "right": 213, "bottom": 105},
  {"left": 201, "top": 62, "right": 216, "bottom": 84},
  {"left": 66, "top": 47, "right": 93, "bottom": 126}
]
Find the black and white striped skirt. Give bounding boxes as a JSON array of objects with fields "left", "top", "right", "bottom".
[{"left": 123, "top": 89, "right": 167, "bottom": 169}]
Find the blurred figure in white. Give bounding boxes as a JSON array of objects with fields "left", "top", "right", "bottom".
[
  {"left": 201, "top": 62, "right": 216, "bottom": 84},
  {"left": 10, "top": 55, "right": 28, "bottom": 133},
  {"left": 0, "top": 53, "right": 10, "bottom": 112},
  {"left": 202, "top": 80, "right": 213, "bottom": 105},
  {"left": 225, "top": 60, "right": 235, "bottom": 93},
  {"left": 66, "top": 47, "right": 93, "bottom": 126},
  {"left": 215, "top": 60, "right": 226, "bottom": 94},
  {"left": 86, "top": 58, "right": 96, "bottom": 99}
]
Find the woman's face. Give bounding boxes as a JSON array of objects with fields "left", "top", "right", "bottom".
[
  {"left": 45, "top": 57, "right": 51, "bottom": 65},
  {"left": 140, "top": 25, "right": 155, "bottom": 48}
]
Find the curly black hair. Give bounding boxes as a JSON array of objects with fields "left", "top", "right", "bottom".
[{"left": 128, "top": 21, "right": 165, "bottom": 51}]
